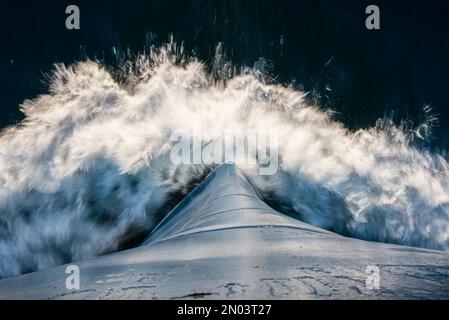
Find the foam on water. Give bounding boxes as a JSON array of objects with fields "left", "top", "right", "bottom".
[{"left": 0, "top": 44, "right": 448, "bottom": 278}]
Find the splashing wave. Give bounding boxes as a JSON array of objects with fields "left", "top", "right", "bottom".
[{"left": 1, "top": 44, "right": 448, "bottom": 278}]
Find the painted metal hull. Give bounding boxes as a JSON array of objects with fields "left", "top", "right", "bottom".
[{"left": 1, "top": 163, "right": 449, "bottom": 299}]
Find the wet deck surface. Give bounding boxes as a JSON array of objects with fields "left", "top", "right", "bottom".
[{"left": 1, "top": 164, "right": 449, "bottom": 299}]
